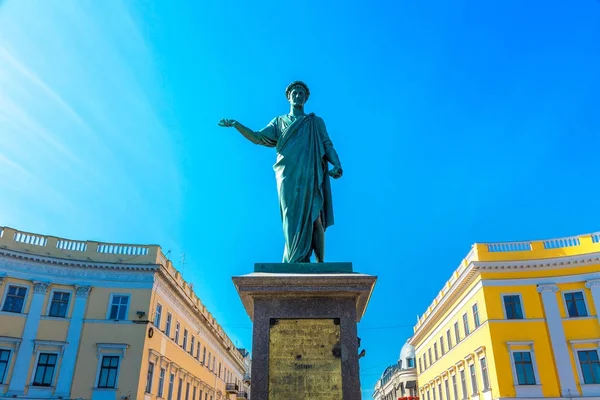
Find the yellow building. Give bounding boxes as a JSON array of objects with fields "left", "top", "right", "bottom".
[
  {"left": 409, "top": 232, "right": 600, "bottom": 400},
  {"left": 0, "top": 226, "right": 250, "bottom": 400}
]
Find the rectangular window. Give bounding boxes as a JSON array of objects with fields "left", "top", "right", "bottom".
[
  {"left": 49, "top": 291, "right": 70, "bottom": 317},
  {"left": 460, "top": 370, "right": 467, "bottom": 399},
  {"left": 154, "top": 303, "right": 162, "bottom": 327},
  {"left": 462, "top": 313, "right": 470, "bottom": 336},
  {"left": 165, "top": 313, "right": 172, "bottom": 336},
  {"left": 146, "top": 362, "right": 154, "bottom": 393},
  {"left": 177, "top": 377, "right": 183, "bottom": 400},
  {"left": 0, "top": 349, "right": 10, "bottom": 384},
  {"left": 168, "top": 373, "right": 174, "bottom": 400},
  {"left": 565, "top": 292, "right": 588, "bottom": 317},
  {"left": 185, "top": 382, "right": 190, "bottom": 400},
  {"left": 472, "top": 304, "right": 480, "bottom": 328},
  {"left": 190, "top": 336, "right": 195, "bottom": 355},
  {"left": 2, "top": 285, "right": 27, "bottom": 313},
  {"left": 434, "top": 343, "right": 439, "bottom": 361},
  {"left": 183, "top": 329, "right": 188, "bottom": 349},
  {"left": 513, "top": 352, "right": 536, "bottom": 385},
  {"left": 158, "top": 368, "right": 165, "bottom": 397},
  {"left": 193, "top": 386, "right": 197, "bottom": 400},
  {"left": 454, "top": 322, "right": 460, "bottom": 343},
  {"left": 438, "top": 383, "right": 443, "bottom": 400},
  {"left": 469, "top": 363, "right": 478, "bottom": 394},
  {"left": 452, "top": 375, "right": 458, "bottom": 400},
  {"left": 440, "top": 336, "right": 445, "bottom": 355},
  {"left": 578, "top": 350, "right": 600, "bottom": 384},
  {"left": 503, "top": 295, "right": 524, "bottom": 319},
  {"left": 480, "top": 357, "right": 490, "bottom": 390},
  {"left": 200, "top": 389, "right": 203, "bottom": 400},
  {"left": 408, "top": 357, "right": 415, "bottom": 368},
  {"left": 203, "top": 348, "right": 207, "bottom": 365},
  {"left": 447, "top": 329, "right": 452, "bottom": 349},
  {"left": 33, "top": 353, "right": 57, "bottom": 386},
  {"left": 419, "top": 357, "right": 423, "bottom": 373},
  {"left": 445, "top": 379, "right": 450, "bottom": 400},
  {"left": 175, "top": 322, "right": 180, "bottom": 344},
  {"left": 219, "top": 362, "right": 222, "bottom": 378},
  {"left": 196, "top": 341, "right": 201, "bottom": 360},
  {"left": 108, "top": 294, "right": 129, "bottom": 320},
  {"left": 427, "top": 389, "right": 431, "bottom": 400},
  {"left": 98, "top": 356, "right": 120, "bottom": 388},
  {"left": 432, "top": 385, "right": 436, "bottom": 400},
  {"left": 428, "top": 348, "right": 432, "bottom": 366}
]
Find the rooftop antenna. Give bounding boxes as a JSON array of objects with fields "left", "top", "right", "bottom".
[{"left": 165, "top": 249, "right": 172, "bottom": 260}]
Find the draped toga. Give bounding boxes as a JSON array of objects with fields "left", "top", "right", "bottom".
[{"left": 253, "top": 113, "right": 335, "bottom": 263}]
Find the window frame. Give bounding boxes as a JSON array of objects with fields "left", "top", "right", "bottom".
[
  {"left": 447, "top": 329, "right": 453, "bottom": 349},
  {"left": 145, "top": 361, "right": 155, "bottom": 393},
  {"left": 31, "top": 352, "right": 59, "bottom": 387},
  {"left": 94, "top": 343, "right": 128, "bottom": 390},
  {"left": 1, "top": 284, "right": 29, "bottom": 314},
  {"left": 454, "top": 322, "right": 461, "bottom": 343},
  {"left": 46, "top": 289, "right": 72, "bottom": 318},
  {"left": 462, "top": 313, "right": 470, "bottom": 336},
  {"left": 440, "top": 336, "right": 446, "bottom": 355},
  {"left": 106, "top": 293, "right": 130, "bottom": 321},
  {"left": 562, "top": 291, "right": 589, "bottom": 318},
  {"left": 175, "top": 322, "right": 180, "bottom": 344},
  {"left": 0, "top": 348, "right": 11, "bottom": 384},
  {"left": 183, "top": 328, "right": 188, "bottom": 350},
  {"left": 165, "top": 313, "right": 172, "bottom": 336},
  {"left": 472, "top": 303, "right": 480, "bottom": 328},
  {"left": 158, "top": 367, "right": 166, "bottom": 398},
  {"left": 507, "top": 342, "right": 542, "bottom": 397},
  {"left": 154, "top": 303, "right": 163, "bottom": 328},
  {"left": 502, "top": 293, "right": 525, "bottom": 320},
  {"left": 571, "top": 340, "right": 600, "bottom": 391}
]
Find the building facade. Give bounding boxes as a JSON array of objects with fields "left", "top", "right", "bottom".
[
  {"left": 410, "top": 232, "right": 600, "bottom": 400},
  {"left": 0, "top": 226, "right": 250, "bottom": 400},
  {"left": 373, "top": 341, "right": 418, "bottom": 400}
]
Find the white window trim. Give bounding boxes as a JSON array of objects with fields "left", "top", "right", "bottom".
[
  {"left": 1, "top": 284, "right": 29, "bottom": 314},
  {"left": 105, "top": 293, "right": 131, "bottom": 321},
  {"left": 562, "top": 290, "right": 590, "bottom": 319},
  {"left": 501, "top": 293, "right": 526, "bottom": 320},
  {"left": 94, "top": 343, "right": 129, "bottom": 390},
  {"left": 165, "top": 312, "right": 172, "bottom": 336},
  {"left": 154, "top": 303, "right": 163, "bottom": 328},
  {"left": 29, "top": 350, "right": 60, "bottom": 388},
  {"left": 462, "top": 313, "right": 470, "bottom": 335},
  {"left": 45, "top": 289, "right": 73, "bottom": 318},
  {"left": 0, "top": 346, "right": 13, "bottom": 385},
  {"left": 507, "top": 342, "right": 542, "bottom": 397},
  {"left": 472, "top": 303, "right": 481, "bottom": 327},
  {"left": 569, "top": 339, "right": 600, "bottom": 395}
]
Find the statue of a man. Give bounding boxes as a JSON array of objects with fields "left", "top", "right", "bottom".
[{"left": 219, "top": 81, "right": 343, "bottom": 263}]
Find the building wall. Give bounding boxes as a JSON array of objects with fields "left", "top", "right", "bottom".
[
  {"left": 411, "top": 232, "right": 600, "bottom": 400},
  {"left": 0, "top": 226, "right": 250, "bottom": 400}
]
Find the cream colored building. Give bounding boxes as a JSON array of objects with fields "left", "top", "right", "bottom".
[
  {"left": 0, "top": 226, "right": 250, "bottom": 400},
  {"left": 373, "top": 341, "right": 419, "bottom": 400}
]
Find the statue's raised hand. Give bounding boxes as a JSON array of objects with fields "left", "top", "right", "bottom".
[{"left": 218, "top": 119, "right": 237, "bottom": 128}]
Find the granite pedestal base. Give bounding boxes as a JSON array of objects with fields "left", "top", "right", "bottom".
[{"left": 232, "top": 262, "right": 377, "bottom": 400}]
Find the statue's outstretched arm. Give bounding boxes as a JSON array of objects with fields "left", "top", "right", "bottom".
[{"left": 218, "top": 119, "right": 262, "bottom": 144}]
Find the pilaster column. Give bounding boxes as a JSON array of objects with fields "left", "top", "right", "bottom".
[
  {"left": 55, "top": 286, "right": 91, "bottom": 397},
  {"left": 585, "top": 279, "right": 600, "bottom": 326},
  {"left": 7, "top": 281, "right": 49, "bottom": 395},
  {"left": 537, "top": 284, "right": 578, "bottom": 396}
]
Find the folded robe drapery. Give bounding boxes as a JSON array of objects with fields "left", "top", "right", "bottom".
[{"left": 254, "top": 113, "right": 335, "bottom": 263}]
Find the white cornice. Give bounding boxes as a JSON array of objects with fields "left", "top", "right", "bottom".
[
  {"left": 0, "top": 247, "right": 159, "bottom": 271},
  {"left": 474, "top": 250, "right": 600, "bottom": 270},
  {"left": 0, "top": 250, "right": 157, "bottom": 287}
]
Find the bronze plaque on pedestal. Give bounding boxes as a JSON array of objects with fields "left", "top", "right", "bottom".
[{"left": 268, "top": 318, "right": 343, "bottom": 400}]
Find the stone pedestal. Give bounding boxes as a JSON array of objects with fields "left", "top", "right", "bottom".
[{"left": 232, "top": 262, "right": 376, "bottom": 400}]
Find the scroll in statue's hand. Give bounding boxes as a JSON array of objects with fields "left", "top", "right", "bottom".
[
  {"left": 328, "top": 166, "right": 343, "bottom": 179},
  {"left": 218, "top": 119, "right": 237, "bottom": 127}
]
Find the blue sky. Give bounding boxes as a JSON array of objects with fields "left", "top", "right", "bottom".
[{"left": 1, "top": 0, "right": 599, "bottom": 394}]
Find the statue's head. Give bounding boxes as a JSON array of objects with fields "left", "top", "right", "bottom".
[{"left": 285, "top": 81, "right": 310, "bottom": 107}]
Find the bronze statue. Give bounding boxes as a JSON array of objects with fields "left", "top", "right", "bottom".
[{"left": 219, "top": 81, "right": 343, "bottom": 263}]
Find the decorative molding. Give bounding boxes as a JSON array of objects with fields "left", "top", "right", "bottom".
[
  {"left": 96, "top": 343, "right": 129, "bottom": 359},
  {"left": 33, "top": 340, "right": 67, "bottom": 356},
  {"left": 586, "top": 279, "right": 600, "bottom": 289},
  {"left": 474, "top": 250, "right": 600, "bottom": 271},
  {"left": 75, "top": 286, "right": 92, "bottom": 297},
  {"left": 0, "top": 336, "right": 22, "bottom": 351},
  {"left": 148, "top": 349, "right": 161, "bottom": 364},
  {"left": 0, "top": 250, "right": 157, "bottom": 287},
  {"left": 537, "top": 284, "right": 559, "bottom": 293},
  {"left": 464, "top": 353, "right": 475, "bottom": 364},
  {"left": 474, "top": 346, "right": 486, "bottom": 357},
  {"left": 33, "top": 281, "right": 49, "bottom": 294}
]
